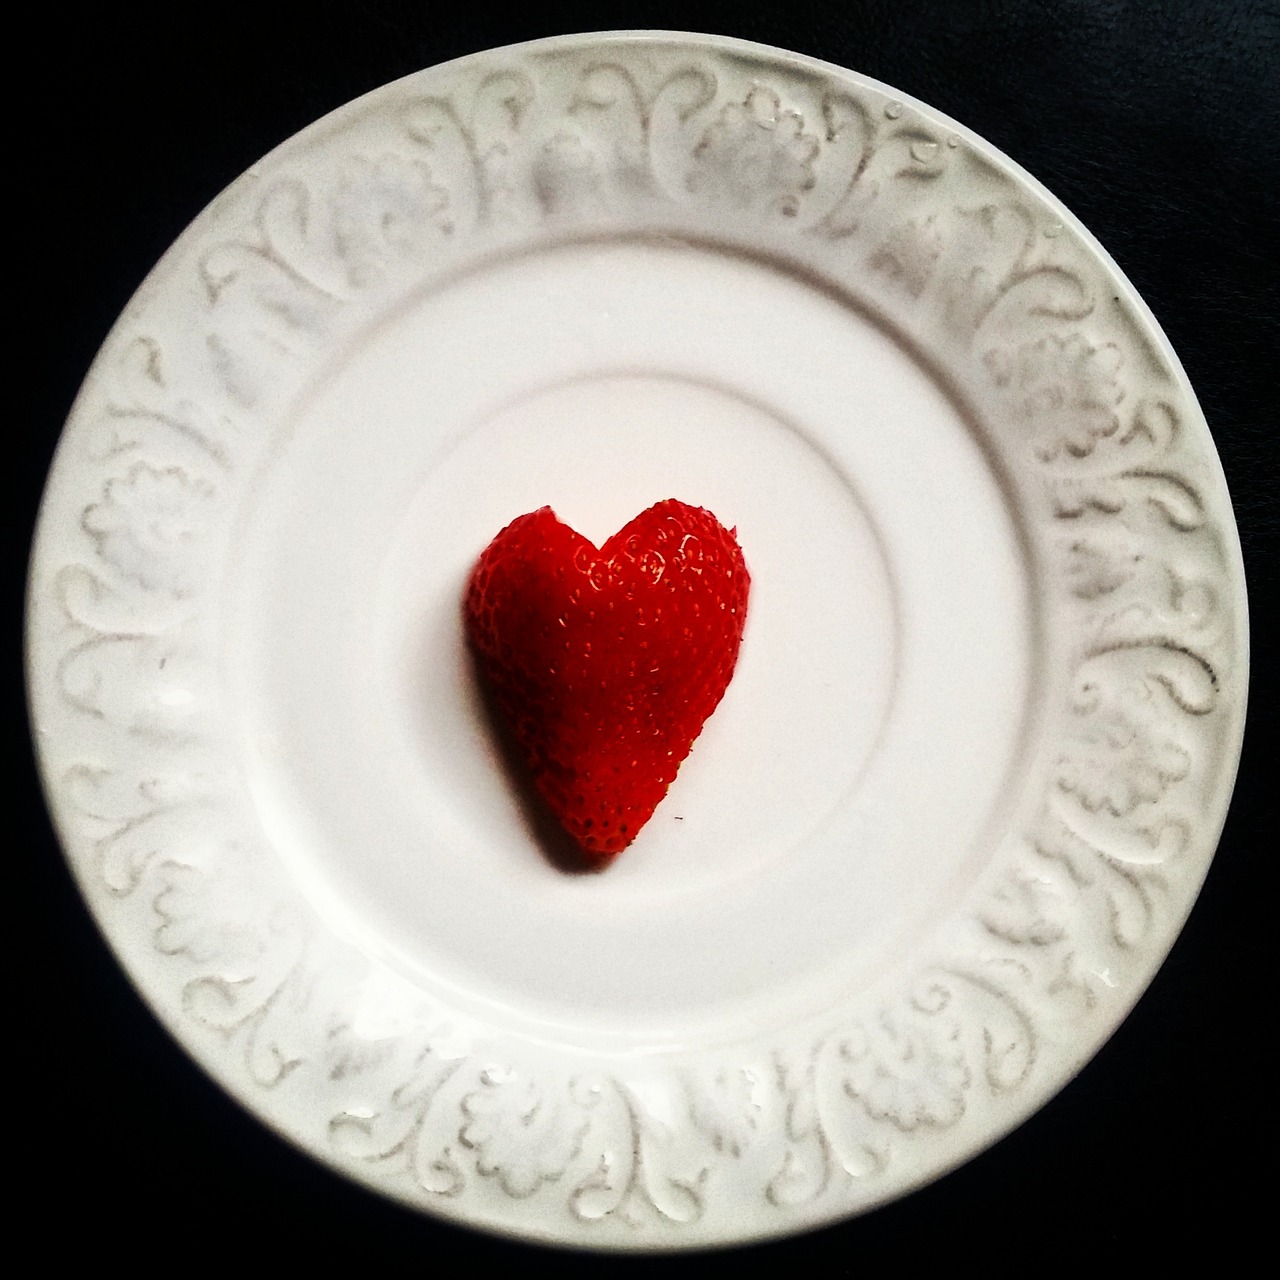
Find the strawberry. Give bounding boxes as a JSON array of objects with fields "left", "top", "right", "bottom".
[{"left": 465, "top": 500, "right": 750, "bottom": 861}]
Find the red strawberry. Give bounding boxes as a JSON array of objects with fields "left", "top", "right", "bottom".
[{"left": 465, "top": 500, "right": 750, "bottom": 861}]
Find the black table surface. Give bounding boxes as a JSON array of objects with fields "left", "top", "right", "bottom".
[{"left": 13, "top": 1, "right": 1275, "bottom": 1267}]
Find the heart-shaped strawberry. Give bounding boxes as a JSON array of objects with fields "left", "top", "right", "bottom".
[{"left": 465, "top": 500, "right": 750, "bottom": 861}]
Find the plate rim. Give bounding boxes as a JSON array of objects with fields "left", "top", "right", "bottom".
[{"left": 25, "top": 28, "right": 1249, "bottom": 1250}]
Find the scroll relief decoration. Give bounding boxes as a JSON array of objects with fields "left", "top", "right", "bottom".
[{"left": 35, "top": 43, "right": 1239, "bottom": 1238}]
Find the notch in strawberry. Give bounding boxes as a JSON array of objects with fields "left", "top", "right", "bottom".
[{"left": 464, "top": 500, "right": 750, "bottom": 863}]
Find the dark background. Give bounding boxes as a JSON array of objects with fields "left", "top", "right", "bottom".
[{"left": 13, "top": 1, "right": 1275, "bottom": 1268}]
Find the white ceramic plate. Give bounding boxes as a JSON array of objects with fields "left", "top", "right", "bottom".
[{"left": 27, "top": 31, "right": 1247, "bottom": 1250}]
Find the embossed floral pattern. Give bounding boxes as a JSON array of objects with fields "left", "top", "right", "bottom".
[
  {"left": 687, "top": 86, "right": 819, "bottom": 216},
  {"left": 869, "top": 217, "right": 944, "bottom": 298},
  {"left": 984, "top": 335, "right": 1124, "bottom": 461},
  {"left": 836, "top": 1012, "right": 969, "bottom": 1131},
  {"left": 459, "top": 1068, "right": 590, "bottom": 1197},
  {"left": 1058, "top": 644, "right": 1209, "bottom": 816},
  {"left": 82, "top": 464, "right": 213, "bottom": 596},
  {"left": 532, "top": 132, "right": 605, "bottom": 215},
  {"left": 687, "top": 1066, "right": 763, "bottom": 1157},
  {"left": 331, "top": 154, "right": 451, "bottom": 284}
]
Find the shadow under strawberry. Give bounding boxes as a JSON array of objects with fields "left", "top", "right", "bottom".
[{"left": 466, "top": 647, "right": 602, "bottom": 876}]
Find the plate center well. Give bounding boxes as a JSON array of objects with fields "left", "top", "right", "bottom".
[{"left": 228, "top": 239, "right": 1033, "bottom": 1046}]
